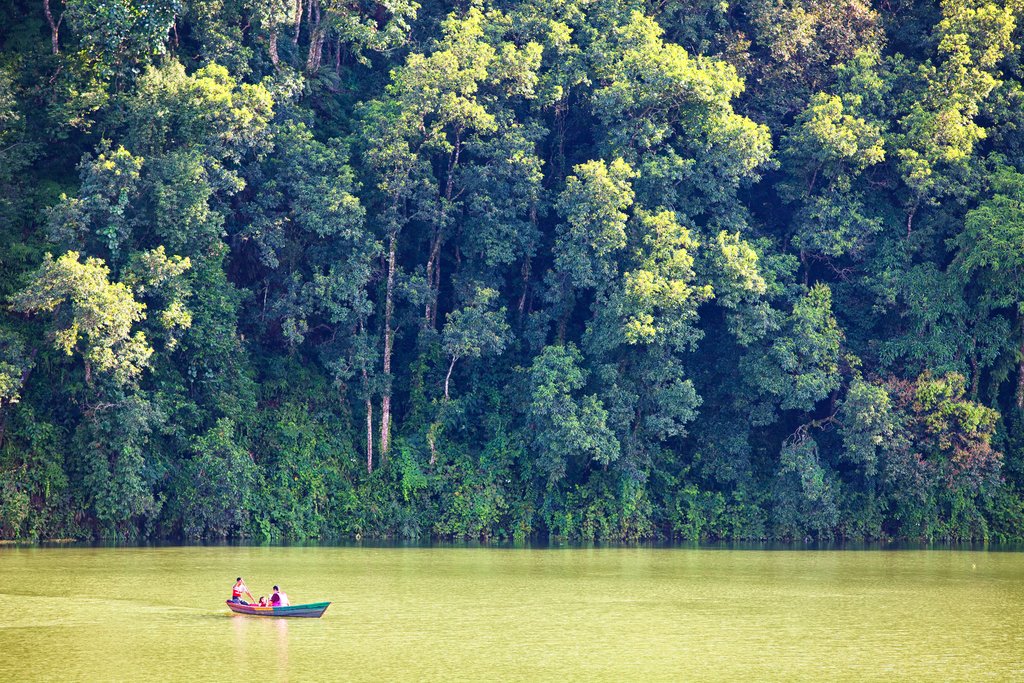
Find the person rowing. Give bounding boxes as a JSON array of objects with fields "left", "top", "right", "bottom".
[{"left": 230, "top": 577, "right": 255, "bottom": 605}]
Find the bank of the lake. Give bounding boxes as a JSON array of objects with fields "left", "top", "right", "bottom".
[{"left": 1, "top": 546, "right": 1022, "bottom": 681}]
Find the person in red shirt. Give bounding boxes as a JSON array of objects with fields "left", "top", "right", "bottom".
[{"left": 230, "top": 577, "right": 253, "bottom": 605}]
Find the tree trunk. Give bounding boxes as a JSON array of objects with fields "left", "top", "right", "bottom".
[
  {"left": 517, "top": 256, "right": 531, "bottom": 316},
  {"left": 380, "top": 233, "right": 397, "bottom": 457},
  {"left": 305, "top": 0, "right": 325, "bottom": 73},
  {"left": 552, "top": 100, "right": 567, "bottom": 181},
  {"left": 268, "top": 30, "right": 280, "bottom": 66},
  {"left": 444, "top": 356, "right": 457, "bottom": 401},
  {"left": 43, "top": 0, "right": 59, "bottom": 54},
  {"left": 1017, "top": 315, "right": 1024, "bottom": 410},
  {"left": 424, "top": 131, "right": 463, "bottom": 326},
  {"left": 359, "top": 319, "right": 373, "bottom": 473},
  {"left": 906, "top": 198, "right": 919, "bottom": 237},
  {"left": 365, "top": 390, "right": 373, "bottom": 474},
  {"left": 1017, "top": 342, "right": 1024, "bottom": 410},
  {"left": 518, "top": 206, "right": 538, "bottom": 318},
  {"left": 424, "top": 233, "right": 442, "bottom": 325},
  {"left": 306, "top": 28, "right": 325, "bottom": 73},
  {"left": 293, "top": 0, "right": 302, "bottom": 44},
  {"left": 969, "top": 350, "right": 980, "bottom": 400}
]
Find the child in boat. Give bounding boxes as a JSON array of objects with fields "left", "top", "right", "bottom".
[{"left": 258, "top": 596, "right": 268, "bottom": 607}]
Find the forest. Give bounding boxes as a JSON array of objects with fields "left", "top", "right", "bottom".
[{"left": 1, "top": 0, "right": 1023, "bottom": 542}]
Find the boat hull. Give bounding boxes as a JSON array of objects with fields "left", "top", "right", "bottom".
[{"left": 226, "top": 600, "right": 330, "bottom": 618}]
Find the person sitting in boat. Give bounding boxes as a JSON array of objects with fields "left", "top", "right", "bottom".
[
  {"left": 258, "top": 596, "right": 268, "bottom": 607},
  {"left": 270, "top": 585, "right": 289, "bottom": 607},
  {"left": 230, "top": 577, "right": 252, "bottom": 604}
]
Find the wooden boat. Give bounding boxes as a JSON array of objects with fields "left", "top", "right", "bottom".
[{"left": 226, "top": 600, "right": 331, "bottom": 618}]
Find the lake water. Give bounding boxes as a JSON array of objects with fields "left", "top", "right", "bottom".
[{"left": 1, "top": 546, "right": 1022, "bottom": 681}]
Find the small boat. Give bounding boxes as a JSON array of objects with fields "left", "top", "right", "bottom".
[{"left": 226, "top": 600, "right": 331, "bottom": 618}]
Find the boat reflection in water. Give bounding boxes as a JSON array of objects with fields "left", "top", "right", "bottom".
[{"left": 230, "top": 602, "right": 291, "bottom": 681}]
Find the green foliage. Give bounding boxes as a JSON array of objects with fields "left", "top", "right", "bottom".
[
  {"left": 0, "top": 404, "right": 68, "bottom": 538},
  {"left": 441, "top": 287, "right": 510, "bottom": 399},
  {"left": 772, "top": 434, "right": 839, "bottom": 538},
  {"left": 177, "top": 418, "right": 256, "bottom": 539},
  {"left": 554, "top": 158, "right": 636, "bottom": 291},
  {"left": 0, "top": 473, "right": 30, "bottom": 538},
  {"left": 1, "top": 0, "right": 1023, "bottom": 542},
  {"left": 76, "top": 394, "right": 164, "bottom": 536},
  {"left": 781, "top": 91, "right": 886, "bottom": 259},
  {"left": 896, "top": 0, "right": 1016, "bottom": 209},
  {"left": 744, "top": 283, "right": 843, "bottom": 411},
  {"left": 742, "top": 0, "right": 884, "bottom": 125},
  {"left": 0, "top": 330, "right": 32, "bottom": 410},
  {"left": 65, "top": 0, "right": 181, "bottom": 71},
  {"left": 954, "top": 163, "right": 1024, "bottom": 311},
  {"left": 527, "top": 345, "right": 619, "bottom": 486},
  {"left": 11, "top": 252, "right": 153, "bottom": 387},
  {"left": 666, "top": 485, "right": 767, "bottom": 540},
  {"left": 622, "top": 210, "right": 712, "bottom": 346},
  {"left": 838, "top": 378, "right": 900, "bottom": 477}
]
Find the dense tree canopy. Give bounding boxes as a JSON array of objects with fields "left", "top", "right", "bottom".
[{"left": 1, "top": 0, "right": 1023, "bottom": 542}]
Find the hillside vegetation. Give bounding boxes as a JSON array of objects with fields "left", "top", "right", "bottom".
[{"left": 1, "top": 0, "right": 1023, "bottom": 541}]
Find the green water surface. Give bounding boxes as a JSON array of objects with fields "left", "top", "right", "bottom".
[{"left": 1, "top": 546, "right": 1022, "bottom": 681}]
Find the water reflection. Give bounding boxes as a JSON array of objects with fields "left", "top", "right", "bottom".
[
  {"left": 275, "top": 617, "right": 289, "bottom": 678},
  {"left": 9, "top": 538, "right": 1024, "bottom": 551},
  {"left": 229, "top": 608, "right": 290, "bottom": 678}
]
